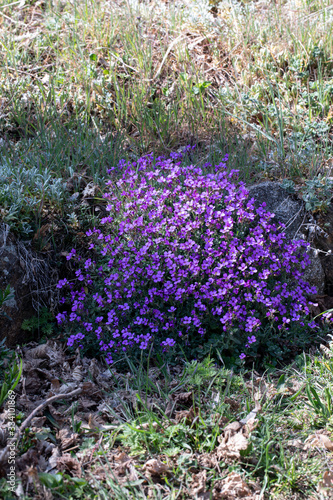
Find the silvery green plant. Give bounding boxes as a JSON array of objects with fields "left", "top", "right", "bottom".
[{"left": 0, "top": 160, "right": 66, "bottom": 235}]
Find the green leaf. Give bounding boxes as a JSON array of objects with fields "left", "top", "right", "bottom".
[
  {"left": 239, "top": 442, "right": 253, "bottom": 457},
  {"left": 70, "top": 477, "right": 87, "bottom": 487},
  {"left": 0, "top": 358, "right": 23, "bottom": 407},
  {"left": 276, "top": 373, "right": 286, "bottom": 392},
  {"left": 38, "top": 473, "right": 63, "bottom": 489}
]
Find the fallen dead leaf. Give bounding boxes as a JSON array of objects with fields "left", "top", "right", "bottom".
[
  {"left": 16, "top": 448, "right": 40, "bottom": 471},
  {"left": 217, "top": 432, "right": 251, "bottom": 460},
  {"left": 63, "top": 361, "right": 71, "bottom": 372},
  {"left": 35, "top": 368, "right": 56, "bottom": 382},
  {"left": 318, "top": 470, "right": 333, "bottom": 496},
  {"left": 190, "top": 470, "right": 207, "bottom": 496},
  {"left": 174, "top": 391, "right": 193, "bottom": 405},
  {"left": 45, "top": 446, "right": 61, "bottom": 472},
  {"left": 143, "top": 458, "right": 169, "bottom": 477},
  {"left": 30, "top": 416, "right": 46, "bottom": 428},
  {"left": 57, "top": 453, "right": 82, "bottom": 477},
  {"left": 113, "top": 451, "right": 134, "bottom": 475},
  {"left": 175, "top": 407, "right": 197, "bottom": 424},
  {"left": 24, "top": 373, "right": 43, "bottom": 394},
  {"left": 81, "top": 381, "right": 102, "bottom": 399},
  {"left": 50, "top": 379, "right": 61, "bottom": 392},
  {"left": 87, "top": 413, "right": 105, "bottom": 430},
  {"left": 115, "top": 451, "right": 131, "bottom": 463},
  {"left": 57, "top": 427, "right": 79, "bottom": 451},
  {"left": 213, "top": 471, "right": 260, "bottom": 499},
  {"left": 224, "top": 397, "right": 241, "bottom": 411},
  {"left": 47, "top": 404, "right": 67, "bottom": 427},
  {"left": 72, "top": 365, "right": 83, "bottom": 382},
  {"left": 25, "top": 341, "right": 64, "bottom": 367},
  {"left": 244, "top": 418, "right": 258, "bottom": 436},
  {"left": 89, "top": 359, "right": 101, "bottom": 380},
  {"left": 305, "top": 432, "right": 333, "bottom": 451},
  {"left": 80, "top": 398, "right": 98, "bottom": 410},
  {"left": 222, "top": 421, "right": 242, "bottom": 440},
  {"left": 26, "top": 344, "right": 49, "bottom": 359},
  {"left": 58, "top": 382, "right": 78, "bottom": 394}
]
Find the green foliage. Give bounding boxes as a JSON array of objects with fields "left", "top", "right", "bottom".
[
  {"left": 0, "top": 284, "right": 13, "bottom": 309},
  {"left": 247, "top": 321, "right": 322, "bottom": 368},
  {"left": 301, "top": 176, "right": 333, "bottom": 212},
  {"left": 0, "top": 287, "right": 22, "bottom": 408},
  {"left": 21, "top": 307, "right": 55, "bottom": 337},
  {"left": 119, "top": 419, "right": 193, "bottom": 457},
  {"left": 0, "top": 160, "right": 65, "bottom": 237},
  {"left": 183, "top": 356, "right": 218, "bottom": 385},
  {"left": 305, "top": 383, "right": 333, "bottom": 422},
  {"left": 282, "top": 176, "right": 333, "bottom": 212},
  {"left": 1, "top": 0, "right": 332, "bottom": 213},
  {"left": 0, "top": 284, "right": 14, "bottom": 321},
  {"left": 38, "top": 472, "right": 90, "bottom": 499},
  {"left": 0, "top": 355, "right": 22, "bottom": 408}
]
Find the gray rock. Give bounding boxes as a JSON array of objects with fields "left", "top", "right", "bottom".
[
  {"left": 247, "top": 182, "right": 325, "bottom": 294},
  {"left": 247, "top": 182, "right": 305, "bottom": 239}
]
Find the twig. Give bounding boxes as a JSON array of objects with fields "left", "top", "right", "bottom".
[
  {"left": 109, "top": 52, "right": 138, "bottom": 73},
  {"left": 0, "top": 11, "right": 27, "bottom": 26},
  {"left": 19, "top": 387, "right": 82, "bottom": 436},
  {"left": 153, "top": 34, "right": 187, "bottom": 81},
  {"left": 300, "top": 4, "right": 333, "bottom": 21},
  {"left": 188, "top": 33, "right": 215, "bottom": 50},
  {"left": 0, "top": 0, "right": 25, "bottom": 7},
  {"left": 6, "top": 66, "right": 43, "bottom": 82},
  {"left": 0, "top": 388, "right": 82, "bottom": 465}
]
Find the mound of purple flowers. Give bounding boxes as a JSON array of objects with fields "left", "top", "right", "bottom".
[{"left": 57, "top": 152, "right": 316, "bottom": 364}]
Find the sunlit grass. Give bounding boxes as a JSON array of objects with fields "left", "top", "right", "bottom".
[{"left": 0, "top": 0, "right": 332, "bottom": 184}]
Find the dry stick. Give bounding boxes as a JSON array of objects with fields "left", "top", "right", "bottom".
[
  {"left": 153, "top": 34, "right": 187, "bottom": 81},
  {"left": 109, "top": 52, "right": 138, "bottom": 73},
  {"left": 10, "top": 63, "right": 54, "bottom": 73},
  {"left": 187, "top": 33, "right": 216, "bottom": 50},
  {"left": 0, "top": 11, "right": 27, "bottom": 26},
  {"left": 6, "top": 66, "right": 44, "bottom": 82},
  {"left": 0, "top": 388, "right": 82, "bottom": 465},
  {"left": 1, "top": 0, "right": 25, "bottom": 7},
  {"left": 19, "top": 388, "right": 82, "bottom": 436},
  {"left": 301, "top": 4, "right": 333, "bottom": 21}
]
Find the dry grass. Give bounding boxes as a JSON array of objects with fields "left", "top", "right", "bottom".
[{"left": 0, "top": 0, "right": 332, "bottom": 181}]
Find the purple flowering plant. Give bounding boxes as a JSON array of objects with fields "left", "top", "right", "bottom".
[{"left": 56, "top": 150, "right": 318, "bottom": 366}]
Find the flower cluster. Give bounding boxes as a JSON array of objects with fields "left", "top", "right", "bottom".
[{"left": 57, "top": 151, "right": 316, "bottom": 364}]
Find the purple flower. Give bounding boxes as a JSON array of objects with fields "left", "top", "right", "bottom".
[
  {"left": 57, "top": 150, "right": 317, "bottom": 363},
  {"left": 66, "top": 249, "right": 76, "bottom": 260},
  {"left": 56, "top": 311, "right": 67, "bottom": 324},
  {"left": 57, "top": 278, "right": 69, "bottom": 289}
]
